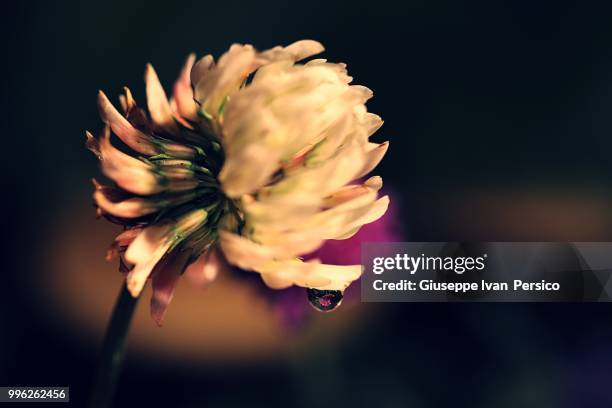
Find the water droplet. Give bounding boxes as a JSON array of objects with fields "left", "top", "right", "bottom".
[{"left": 307, "top": 288, "right": 343, "bottom": 312}]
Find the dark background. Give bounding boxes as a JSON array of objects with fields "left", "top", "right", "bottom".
[{"left": 3, "top": 1, "right": 612, "bottom": 407}]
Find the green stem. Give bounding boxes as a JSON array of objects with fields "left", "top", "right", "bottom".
[{"left": 89, "top": 284, "right": 139, "bottom": 408}]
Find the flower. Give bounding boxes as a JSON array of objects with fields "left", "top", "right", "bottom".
[{"left": 86, "top": 40, "right": 389, "bottom": 325}]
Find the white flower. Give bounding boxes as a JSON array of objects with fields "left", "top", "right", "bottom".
[{"left": 87, "top": 40, "right": 389, "bottom": 324}]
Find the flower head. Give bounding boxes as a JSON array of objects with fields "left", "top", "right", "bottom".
[{"left": 86, "top": 40, "right": 389, "bottom": 324}]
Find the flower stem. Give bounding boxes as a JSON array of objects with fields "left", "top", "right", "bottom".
[{"left": 89, "top": 283, "right": 139, "bottom": 408}]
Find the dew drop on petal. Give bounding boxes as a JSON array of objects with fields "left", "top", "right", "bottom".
[{"left": 307, "top": 288, "right": 343, "bottom": 312}]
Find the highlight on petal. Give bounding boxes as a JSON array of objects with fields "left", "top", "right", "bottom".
[
  {"left": 96, "top": 126, "right": 162, "bottom": 195},
  {"left": 283, "top": 39, "right": 325, "bottom": 61},
  {"left": 125, "top": 231, "right": 174, "bottom": 297},
  {"left": 85, "top": 131, "right": 101, "bottom": 159},
  {"left": 257, "top": 259, "right": 362, "bottom": 291},
  {"left": 97, "top": 90, "right": 158, "bottom": 156},
  {"left": 93, "top": 184, "right": 158, "bottom": 218},
  {"left": 124, "top": 209, "right": 208, "bottom": 297},
  {"left": 356, "top": 141, "right": 389, "bottom": 178},
  {"left": 145, "top": 63, "right": 180, "bottom": 134},
  {"left": 184, "top": 247, "right": 223, "bottom": 288},
  {"left": 257, "top": 40, "right": 325, "bottom": 64},
  {"left": 106, "top": 226, "right": 143, "bottom": 261},
  {"left": 323, "top": 176, "right": 383, "bottom": 208},
  {"left": 219, "top": 231, "right": 284, "bottom": 270},
  {"left": 193, "top": 44, "right": 258, "bottom": 119},
  {"left": 171, "top": 53, "right": 198, "bottom": 123},
  {"left": 190, "top": 54, "right": 214, "bottom": 91},
  {"left": 219, "top": 143, "right": 281, "bottom": 197}
]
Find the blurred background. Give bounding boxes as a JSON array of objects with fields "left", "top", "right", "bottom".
[{"left": 3, "top": 0, "right": 612, "bottom": 406}]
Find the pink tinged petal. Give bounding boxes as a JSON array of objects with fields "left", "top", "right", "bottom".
[
  {"left": 85, "top": 131, "right": 101, "bottom": 159},
  {"left": 323, "top": 176, "right": 382, "bottom": 208},
  {"left": 124, "top": 224, "right": 173, "bottom": 296},
  {"left": 124, "top": 210, "right": 208, "bottom": 269},
  {"left": 97, "top": 90, "right": 158, "bottom": 156},
  {"left": 356, "top": 141, "right": 389, "bottom": 179},
  {"left": 93, "top": 182, "right": 159, "bottom": 218},
  {"left": 262, "top": 141, "right": 367, "bottom": 199},
  {"left": 150, "top": 249, "right": 191, "bottom": 326},
  {"left": 364, "top": 176, "right": 383, "bottom": 189},
  {"left": 184, "top": 247, "right": 223, "bottom": 288},
  {"left": 126, "top": 242, "right": 172, "bottom": 297},
  {"left": 98, "top": 128, "right": 195, "bottom": 193},
  {"left": 123, "top": 207, "right": 206, "bottom": 298},
  {"left": 169, "top": 100, "right": 193, "bottom": 129},
  {"left": 118, "top": 87, "right": 136, "bottom": 113},
  {"left": 121, "top": 87, "right": 153, "bottom": 131},
  {"left": 281, "top": 143, "right": 315, "bottom": 171},
  {"left": 363, "top": 113, "right": 384, "bottom": 136},
  {"left": 94, "top": 192, "right": 157, "bottom": 218},
  {"left": 189, "top": 54, "right": 214, "bottom": 90},
  {"left": 158, "top": 142, "right": 196, "bottom": 160},
  {"left": 119, "top": 95, "right": 127, "bottom": 112},
  {"left": 145, "top": 63, "right": 180, "bottom": 134},
  {"left": 106, "top": 226, "right": 143, "bottom": 261},
  {"left": 113, "top": 227, "right": 143, "bottom": 246},
  {"left": 171, "top": 53, "right": 198, "bottom": 122},
  {"left": 97, "top": 127, "right": 162, "bottom": 195}
]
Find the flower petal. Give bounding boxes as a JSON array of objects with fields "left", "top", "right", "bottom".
[
  {"left": 190, "top": 54, "right": 214, "bottom": 90},
  {"left": 94, "top": 188, "right": 159, "bottom": 218},
  {"left": 323, "top": 176, "right": 383, "bottom": 208},
  {"left": 97, "top": 90, "right": 158, "bottom": 156},
  {"left": 257, "top": 259, "right": 361, "bottom": 291},
  {"left": 97, "top": 126, "right": 162, "bottom": 195},
  {"left": 125, "top": 224, "right": 172, "bottom": 267},
  {"left": 326, "top": 195, "right": 390, "bottom": 239},
  {"left": 145, "top": 63, "right": 180, "bottom": 134},
  {"left": 124, "top": 209, "right": 207, "bottom": 297},
  {"left": 184, "top": 247, "right": 223, "bottom": 288},
  {"left": 194, "top": 44, "right": 257, "bottom": 118},
  {"left": 85, "top": 131, "right": 101, "bottom": 159},
  {"left": 171, "top": 53, "right": 198, "bottom": 122},
  {"left": 106, "top": 226, "right": 143, "bottom": 261},
  {"left": 283, "top": 40, "right": 325, "bottom": 61},
  {"left": 356, "top": 142, "right": 389, "bottom": 179},
  {"left": 150, "top": 249, "right": 191, "bottom": 326},
  {"left": 257, "top": 40, "right": 325, "bottom": 64},
  {"left": 126, "top": 239, "right": 173, "bottom": 297},
  {"left": 219, "top": 143, "right": 281, "bottom": 197},
  {"left": 219, "top": 231, "right": 283, "bottom": 270}
]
